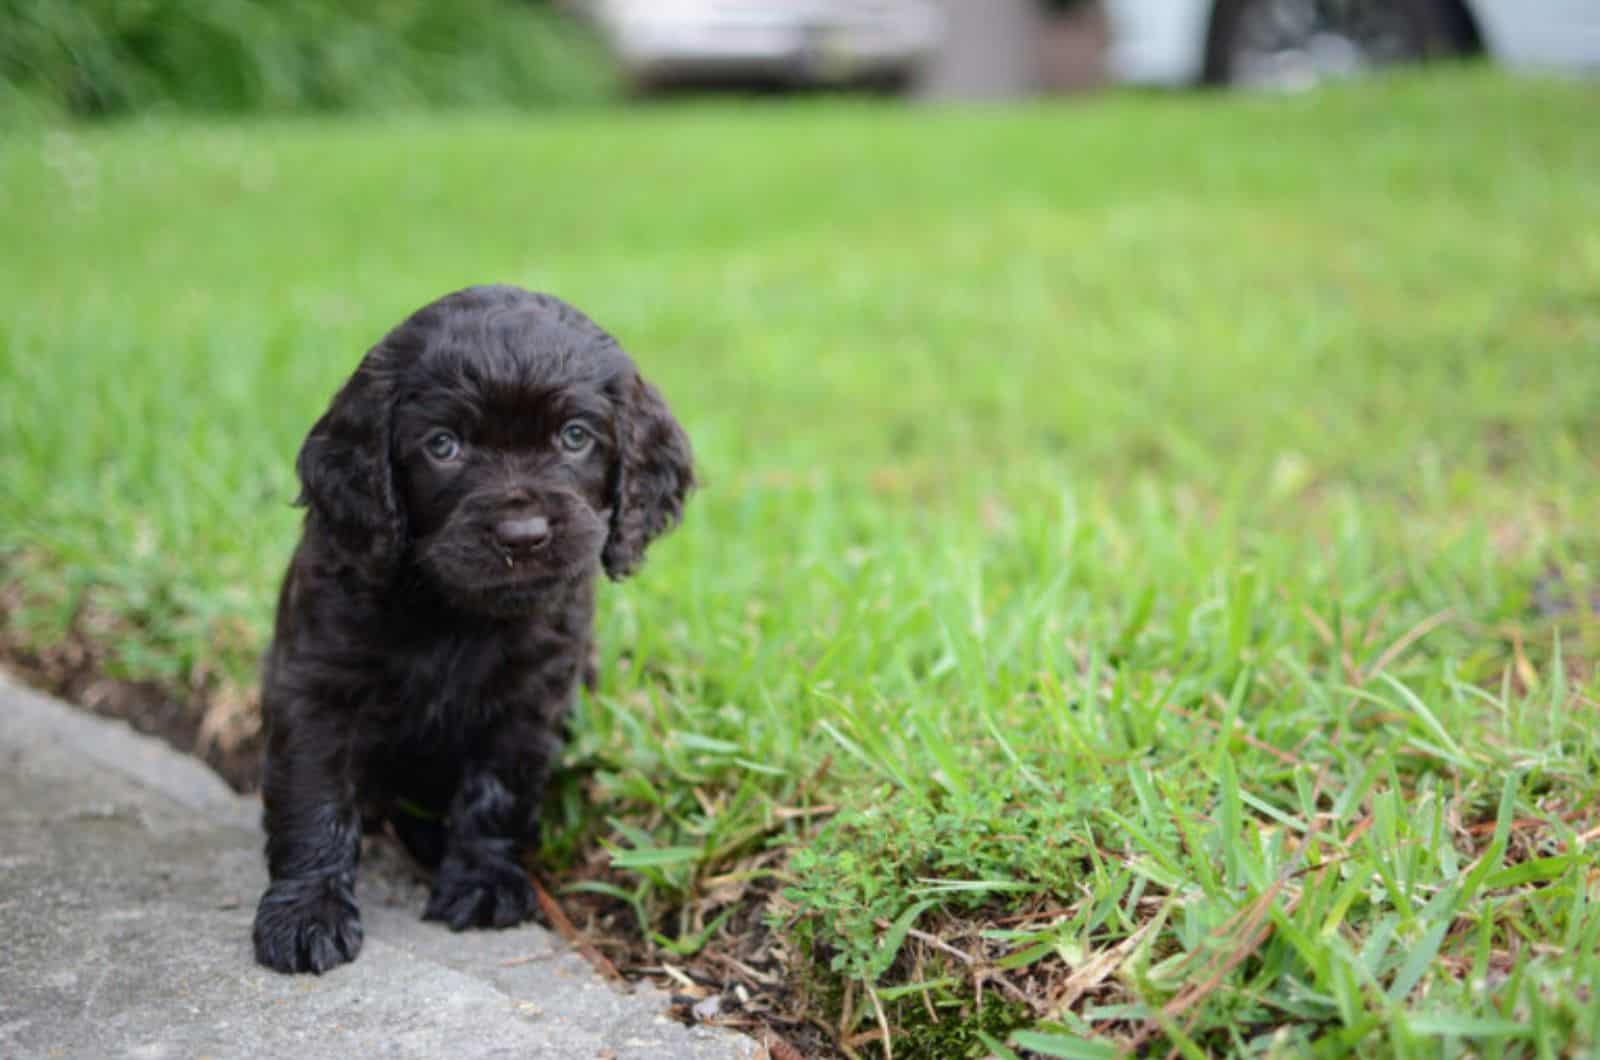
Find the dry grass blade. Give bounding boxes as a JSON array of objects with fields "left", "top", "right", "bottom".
[
  {"left": 1127, "top": 880, "right": 1295, "bottom": 1052},
  {"left": 1048, "top": 920, "right": 1157, "bottom": 1019},
  {"left": 1461, "top": 808, "right": 1591, "bottom": 837},
  {"left": 1360, "top": 609, "right": 1456, "bottom": 683},
  {"left": 759, "top": 1028, "right": 808, "bottom": 1060},
  {"left": 903, "top": 925, "right": 979, "bottom": 966},
  {"left": 867, "top": 984, "right": 894, "bottom": 1060},
  {"left": 708, "top": 948, "right": 783, "bottom": 987},
  {"left": 527, "top": 871, "right": 622, "bottom": 981},
  {"left": 1167, "top": 702, "right": 1302, "bottom": 766},
  {"left": 498, "top": 952, "right": 555, "bottom": 968}
]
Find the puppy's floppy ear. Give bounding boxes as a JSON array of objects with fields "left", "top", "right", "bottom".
[
  {"left": 295, "top": 349, "right": 403, "bottom": 574},
  {"left": 603, "top": 372, "right": 693, "bottom": 581}
]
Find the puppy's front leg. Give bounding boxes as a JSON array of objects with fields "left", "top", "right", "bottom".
[
  {"left": 252, "top": 718, "right": 363, "bottom": 974},
  {"left": 423, "top": 761, "right": 543, "bottom": 931}
]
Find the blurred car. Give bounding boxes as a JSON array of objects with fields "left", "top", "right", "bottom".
[
  {"left": 1103, "top": 0, "right": 1600, "bottom": 89},
  {"left": 580, "top": 0, "right": 943, "bottom": 90}
]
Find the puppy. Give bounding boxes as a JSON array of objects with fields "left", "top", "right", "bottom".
[{"left": 252, "top": 285, "right": 692, "bottom": 974}]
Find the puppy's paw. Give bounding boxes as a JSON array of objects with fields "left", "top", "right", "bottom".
[
  {"left": 423, "top": 853, "right": 536, "bottom": 931},
  {"left": 253, "top": 875, "right": 363, "bottom": 974}
]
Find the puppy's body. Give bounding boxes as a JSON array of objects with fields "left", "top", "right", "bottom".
[{"left": 253, "top": 286, "right": 690, "bottom": 975}]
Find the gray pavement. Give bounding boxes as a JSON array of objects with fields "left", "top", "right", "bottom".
[{"left": 0, "top": 675, "right": 760, "bottom": 1060}]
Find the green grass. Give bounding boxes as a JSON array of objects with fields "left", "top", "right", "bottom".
[{"left": 3, "top": 69, "right": 1599, "bottom": 1056}]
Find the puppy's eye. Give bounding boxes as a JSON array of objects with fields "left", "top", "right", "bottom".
[
  {"left": 557, "top": 421, "right": 593, "bottom": 454},
  {"left": 424, "top": 430, "right": 462, "bottom": 462}
]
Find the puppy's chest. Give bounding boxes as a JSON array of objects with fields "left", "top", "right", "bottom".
[{"left": 373, "top": 629, "right": 580, "bottom": 738}]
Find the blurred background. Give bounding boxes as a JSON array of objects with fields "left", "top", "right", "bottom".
[
  {"left": 4, "top": 0, "right": 1599, "bottom": 116},
  {"left": 587, "top": 0, "right": 1600, "bottom": 99}
]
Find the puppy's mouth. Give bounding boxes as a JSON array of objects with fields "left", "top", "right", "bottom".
[
  {"left": 475, "top": 549, "right": 589, "bottom": 591},
  {"left": 448, "top": 576, "right": 572, "bottom": 616},
  {"left": 414, "top": 523, "right": 604, "bottom": 617},
  {"left": 421, "top": 560, "right": 592, "bottom": 617}
]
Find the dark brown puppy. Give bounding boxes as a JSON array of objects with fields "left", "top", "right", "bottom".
[{"left": 253, "top": 285, "right": 692, "bottom": 974}]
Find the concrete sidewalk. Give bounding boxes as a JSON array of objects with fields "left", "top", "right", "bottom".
[{"left": 0, "top": 675, "right": 759, "bottom": 1060}]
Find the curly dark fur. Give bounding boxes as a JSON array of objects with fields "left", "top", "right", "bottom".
[{"left": 252, "top": 285, "right": 693, "bottom": 974}]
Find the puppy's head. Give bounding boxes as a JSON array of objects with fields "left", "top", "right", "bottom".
[{"left": 295, "top": 285, "right": 692, "bottom": 614}]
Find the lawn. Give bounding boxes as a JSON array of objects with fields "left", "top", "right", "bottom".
[{"left": 3, "top": 68, "right": 1598, "bottom": 1056}]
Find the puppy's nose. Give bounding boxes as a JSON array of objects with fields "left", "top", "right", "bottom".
[{"left": 493, "top": 514, "right": 551, "bottom": 555}]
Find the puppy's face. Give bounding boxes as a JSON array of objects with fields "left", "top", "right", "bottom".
[
  {"left": 394, "top": 371, "right": 614, "bottom": 613},
  {"left": 294, "top": 286, "right": 693, "bottom": 612}
]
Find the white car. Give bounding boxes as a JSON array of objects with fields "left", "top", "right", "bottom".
[
  {"left": 582, "top": 0, "right": 944, "bottom": 89},
  {"left": 1102, "top": 0, "right": 1600, "bottom": 89}
]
